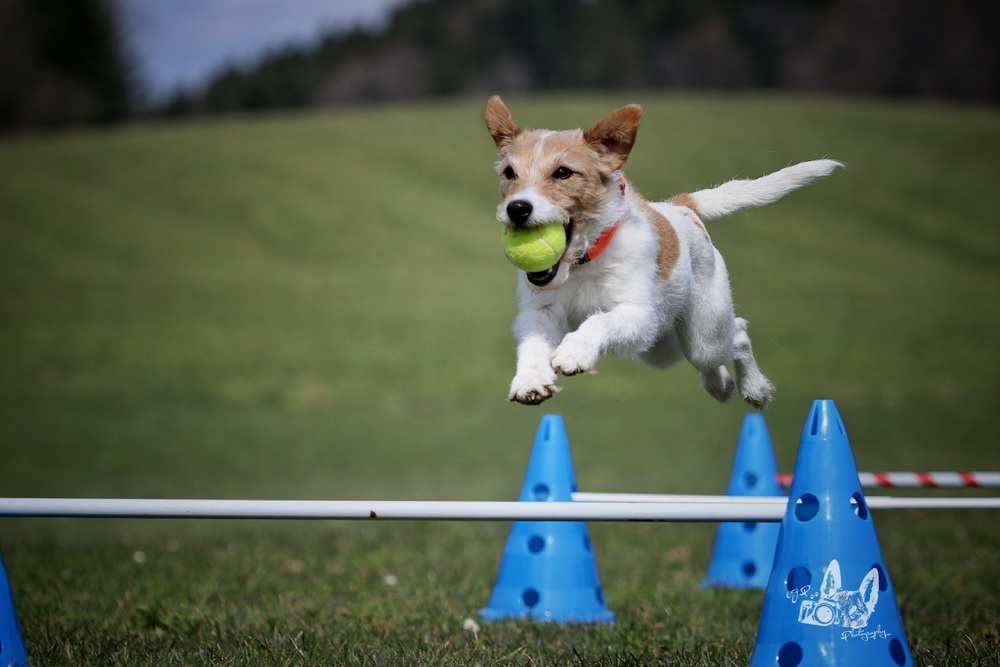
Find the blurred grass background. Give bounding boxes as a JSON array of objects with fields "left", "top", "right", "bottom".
[{"left": 0, "top": 94, "right": 998, "bottom": 664}]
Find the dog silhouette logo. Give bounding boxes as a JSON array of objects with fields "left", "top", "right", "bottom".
[{"left": 797, "top": 559, "right": 879, "bottom": 629}]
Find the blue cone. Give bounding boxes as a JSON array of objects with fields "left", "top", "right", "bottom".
[
  {"left": 750, "top": 400, "right": 913, "bottom": 667},
  {"left": 0, "top": 551, "right": 28, "bottom": 667},
  {"left": 479, "top": 414, "right": 615, "bottom": 624},
  {"left": 703, "top": 413, "right": 783, "bottom": 589}
]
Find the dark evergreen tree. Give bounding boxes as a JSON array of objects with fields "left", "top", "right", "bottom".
[{"left": 0, "top": 0, "right": 135, "bottom": 131}]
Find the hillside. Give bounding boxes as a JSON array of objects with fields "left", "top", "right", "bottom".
[
  {"left": 1, "top": 93, "right": 998, "bottom": 665},
  {"left": 2, "top": 93, "right": 998, "bottom": 500}
]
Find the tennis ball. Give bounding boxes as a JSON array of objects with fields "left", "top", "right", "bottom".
[{"left": 501, "top": 222, "right": 566, "bottom": 272}]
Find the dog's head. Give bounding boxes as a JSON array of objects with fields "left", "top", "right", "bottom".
[{"left": 485, "top": 95, "right": 642, "bottom": 287}]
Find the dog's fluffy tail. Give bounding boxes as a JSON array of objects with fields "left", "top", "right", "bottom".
[{"left": 688, "top": 159, "right": 842, "bottom": 221}]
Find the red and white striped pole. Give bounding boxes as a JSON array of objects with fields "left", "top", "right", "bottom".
[{"left": 776, "top": 471, "right": 1000, "bottom": 488}]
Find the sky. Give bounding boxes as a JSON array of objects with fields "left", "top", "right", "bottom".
[{"left": 120, "top": 0, "right": 413, "bottom": 102}]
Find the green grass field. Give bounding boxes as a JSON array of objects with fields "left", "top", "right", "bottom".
[{"left": 1, "top": 94, "right": 998, "bottom": 665}]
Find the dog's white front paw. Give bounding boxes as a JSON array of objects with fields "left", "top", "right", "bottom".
[
  {"left": 508, "top": 367, "right": 561, "bottom": 405},
  {"left": 551, "top": 334, "right": 600, "bottom": 377}
]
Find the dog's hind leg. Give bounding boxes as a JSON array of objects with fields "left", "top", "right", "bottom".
[
  {"left": 732, "top": 317, "right": 774, "bottom": 409},
  {"left": 677, "top": 250, "right": 737, "bottom": 404},
  {"left": 680, "top": 325, "right": 736, "bottom": 404},
  {"left": 700, "top": 365, "right": 735, "bottom": 403}
]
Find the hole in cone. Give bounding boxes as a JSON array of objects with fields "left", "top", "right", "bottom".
[
  {"left": 786, "top": 566, "right": 811, "bottom": 592},
  {"left": 851, "top": 492, "right": 869, "bottom": 519},
  {"left": 889, "top": 638, "right": 908, "bottom": 665},
  {"left": 777, "top": 641, "right": 803, "bottom": 666},
  {"left": 795, "top": 494, "right": 820, "bottom": 521}
]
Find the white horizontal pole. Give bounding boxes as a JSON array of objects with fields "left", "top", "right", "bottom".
[
  {"left": 0, "top": 498, "right": 786, "bottom": 522},
  {"left": 571, "top": 492, "right": 1000, "bottom": 511},
  {"left": 0, "top": 495, "right": 996, "bottom": 522},
  {"left": 573, "top": 493, "right": 786, "bottom": 504},
  {"left": 864, "top": 497, "right": 1000, "bottom": 510}
]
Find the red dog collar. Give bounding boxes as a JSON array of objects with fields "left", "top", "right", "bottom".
[{"left": 576, "top": 174, "right": 626, "bottom": 265}]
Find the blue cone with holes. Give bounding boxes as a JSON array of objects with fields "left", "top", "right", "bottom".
[
  {"left": 749, "top": 400, "right": 913, "bottom": 667},
  {"left": 0, "top": 550, "right": 28, "bottom": 667},
  {"left": 703, "top": 413, "right": 783, "bottom": 588},
  {"left": 479, "top": 414, "right": 615, "bottom": 624}
]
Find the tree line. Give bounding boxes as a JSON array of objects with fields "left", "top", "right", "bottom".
[
  {"left": 2, "top": 0, "right": 997, "bottom": 132},
  {"left": 162, "top": 0, "right": 1000, "bottom": 117}
]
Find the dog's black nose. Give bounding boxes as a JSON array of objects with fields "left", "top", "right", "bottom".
[{"left": 506, "top": 200, "right": 533, "bottom": 226}]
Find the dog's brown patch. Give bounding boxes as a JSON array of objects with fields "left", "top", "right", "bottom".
[
  {"left": 667, "top": 192, "right": 700, "bottom": 216},
  {"left": 668, "top": 193, "right": 710, "bottom": 241},
  {"left": 637, "top": 200, "right": 680, "bottom": 281}
]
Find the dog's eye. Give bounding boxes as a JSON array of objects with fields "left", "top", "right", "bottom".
[
  {"left": 502, "top": 166, "right": 517, "bottom": 180},
  {"left": 552, "top": 166, "right": 574, "bottom": 180}
]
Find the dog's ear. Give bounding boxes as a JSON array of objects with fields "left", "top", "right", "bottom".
[
  {"left": 584, "top": 104, "right": 642, "bottom": 170},
  {"left": 858, "top": 568, "right": 880, "bottom": 611},
  {"left": 486, "top": 95, "right": 522, "bottom": 149},
  {"left": 819, "top": 559, "right": 843, "bottom": 598}
]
